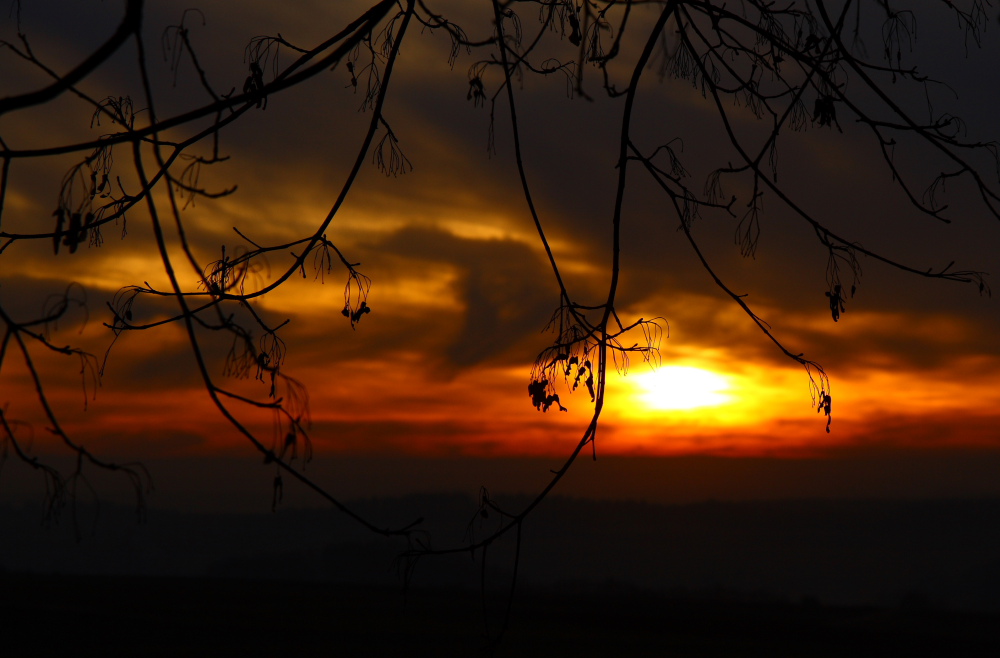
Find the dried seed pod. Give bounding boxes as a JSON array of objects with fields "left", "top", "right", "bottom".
[
  {"left": 65, "top": 212, "right": 82, "bottom": 253},
  {"left": 52, "top": 208, "right": 66, "bottom": 254}
]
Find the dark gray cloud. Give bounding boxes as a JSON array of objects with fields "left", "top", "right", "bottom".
[
  {"left": 273, "top": 224, "right": 562, "bottom": 374},
  {"left": 374, "top": 225, "right": 557, "bottom": 366}
]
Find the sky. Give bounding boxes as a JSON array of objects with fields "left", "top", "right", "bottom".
[{"left": 2, "top": 0, "right": 1000, "bottom": 510}]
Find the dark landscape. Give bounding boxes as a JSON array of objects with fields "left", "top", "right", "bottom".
[{"left": 4, "top": 495, "right": 1000, "bottom": 655}]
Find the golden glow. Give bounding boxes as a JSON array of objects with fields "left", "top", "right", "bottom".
[{"left": 633, "top": 365, "right": 733, "bottom": 411}]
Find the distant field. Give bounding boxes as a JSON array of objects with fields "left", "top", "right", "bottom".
[
  {"left": 2, "top": 573, "right": 998, "bottom": 657},
  {"left": 5, "top": 496, "right": 1000, "bottom": 612},
  {"left": 6, "top": 496, "right": 1000, "bottom": 655}
]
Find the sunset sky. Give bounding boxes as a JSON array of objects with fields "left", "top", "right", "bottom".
[{"left": 2, "top": 0, "right": 1000, "bottom": 510}]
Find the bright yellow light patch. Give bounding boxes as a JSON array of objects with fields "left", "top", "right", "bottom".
[{"left": 633, "top": 365, "right": 733, "bottom": 410}]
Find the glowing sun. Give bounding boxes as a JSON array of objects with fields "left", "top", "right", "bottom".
[{"left": 633, "top": 365, "right": 733, "bottom": 411}]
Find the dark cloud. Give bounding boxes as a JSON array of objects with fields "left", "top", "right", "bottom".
[
  {"left": 0, "top": 275, "right": 95, "bottom": 324},
  {"left": 825, "top": 410, "right": 1000, "bottom": 455},
  {"left": 84, "top": 429, "right": 208, "bottom": 459},
  {"left": 101, "top": 331, "right": 206, "bottom": 392},
  {"left": 374, "top": 225, "right": 558, "bottom": 367}
]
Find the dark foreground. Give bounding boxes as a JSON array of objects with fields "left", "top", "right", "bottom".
[{"left": 2, "top": 573, "right": 997, "bottom": 657}]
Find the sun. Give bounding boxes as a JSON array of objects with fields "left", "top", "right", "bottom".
[{"left": 632, "top": 365, "right": 733, "bottom": 411}]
